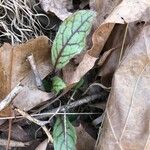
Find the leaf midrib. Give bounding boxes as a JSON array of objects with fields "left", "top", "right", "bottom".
[{"left": 54, "top": 14, "right": 92, "bottom": 69}]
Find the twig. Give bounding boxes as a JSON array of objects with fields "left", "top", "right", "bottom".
[
  {"left": 35, "top": 94, "right": 105, "bottom": 119},
  {"left": 15, "top": 108, "right": 53, "bottom": 143},
  {"left": 0, "top": 94, "right": 104, "bottom": 120},
  {"left": 31, "top": 94, "right": 105, "bottom": 120},
  {"left": 58, "top": 94, "right": 105, "bottom": 112},
  {"left": 0, "top": 138, "right": 30, "bottom": 147},
  {"left": 83, "top": 83, "right": 111, "bottom": 96},
  {"left": 0, "top": 113, "right": 101, "bottom": 120},
  {"left": 119, "top": 23, "right": 128, "bottom": 63},
  {"left": 92, "top": 113, "right": 104, "bottom": 127},
  {"left": 0, "top": 84, "right": 23, "bottom": 111},
  {"left": 6, "top": 118, "right": 12, "bottom": 150},
  {"left": 27, "top": 54, "right": 44, "bottom": 91},
  {"left": 95, "top": 113, "right": 106, "bottom": 149},
  {"left": 35, "top": 139, "right": 48, "bottom": 150},
  {"left": 0, "top": 84, "right": 23, "bottom": 150}
]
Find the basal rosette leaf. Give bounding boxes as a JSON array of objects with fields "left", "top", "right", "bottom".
[
  {"left": 53, "top": 116, "right": 77, "bottom": 150},
  {"left": 51, "top": 10, "right": 96, "bottom": 69}
]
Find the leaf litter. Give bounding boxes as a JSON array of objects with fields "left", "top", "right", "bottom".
[
  {"left": 0, "top": 0, "right": 150, "bottom": 149},
  {"left": 39, "top": 0, "right": 73, "bottom": 21},
  {"left": 96, "top": 25, "right": 150, "bottom": 150}
]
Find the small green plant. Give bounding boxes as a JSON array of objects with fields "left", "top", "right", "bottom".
[
  {"left": 51, "top": 10, "right": 96, "bottom": 150},
  {"left": 51, "top": 10, "right": 96, "bottom": 93},
  {"left": 53, "top": 116, "right": 77, "bottom": 150},
  {"left": 51, "top": 10, "right": 96, "bottom": 70},
  {"left": 52, "top": 76, "right": 66, "bottom": 94}
]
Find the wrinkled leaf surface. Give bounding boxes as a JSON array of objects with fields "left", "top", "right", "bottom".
[
  {"left": 96, "top": 25, "right": 150, "bottom": 150},
  {"left": 53, "top": 116, "right": 77, "bottom": 150},
  {"left": 51, "top": 10, "right": 96, "bottom": 69},
  {"left": 52, "top": 76, "right": 66, "bottom": 94}
]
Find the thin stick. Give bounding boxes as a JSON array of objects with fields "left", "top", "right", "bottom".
[
  {"left": 0, "top": 113, "right": 101, "bottom": 120},
  {"left": 83, "top": 83, "right": 111, "bottom": 96},
  {"left": 15, "top": 108, "right": 53, "bottom": 143},
  {"left": 35, "top": 139, "right": 48, "bottom": 150},
  {"left": 0, "top": 94, "right": 104, "bottom": 120},
  {"left": 0, "top": 84, "right": 23, "bottom": 111},
  {"left": 0, "top": 138, "right": 30, "bottom": 147},
  {"left": 6, "top": 105, "right": 16, "bottom": 150},
  {"left": 95, "top": 113, "right": 106, "bottom": 148},
  {"left": 27, "top": 54, "right": 44, "bottom": 91},
  {"left": 59, "top": 94, "right": 105, "bottom": 112},
  {"left": 6, "top": 119, "right": 12, "bottom": 150},
  {"left": 35, "top": 94, "right": 105, "bottom": 119},
  {"left": 119, "top": 24, "right": 129, "bottom": 63}
]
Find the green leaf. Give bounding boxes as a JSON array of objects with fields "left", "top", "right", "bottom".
[
  {"left": 53, "top": 116, "right": 77, "bottom": 150},
  {"left": 74, "top": 78, "right": 84, "bottom": 91},
  {"left": 51, "top": 10, "right": 96, "bottom": 69},
  {"left": 52, "top": 76, "right": 66, "bottom": 94}
]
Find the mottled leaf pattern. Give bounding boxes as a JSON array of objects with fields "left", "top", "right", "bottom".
[
  {"left": 52, "top": 76, "right": 66, "bottom": 94},
  {"left": 51, "top": 10, "right": 96, "bottom": 69},
  {"left": 53, "top": 116, "right": 77, "bottom": 150}
]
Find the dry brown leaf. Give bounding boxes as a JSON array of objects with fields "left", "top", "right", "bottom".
[
  {"left": 96, "top": 25, "right": 150, "bottom": 150},
  {"left": 7, "top": 124, "right": 31, "bottom": 142},
  {"left": 65, "top": 53, "right": 97, "bottom": 84},
  {"left": 13, "top": 72, "right": 54, "bottom": 112},
  {"left": 63, "top": 63, "right": 76, "bottom": 85},
  {"left": 66, "top": 0, "right": 150, "bottom": 85},
  {"left": 104, "top": 0, "right": 150, "bottom": 24},
  {"left": 79, "top": 0, "right": 89, "bottom": 9},
  {"left": 90, "top": 0, "right": 121, "bottom": 25},
  {"left": 0, "top": 36, "right": 53, "bottom": 116},
  {"left": 76, "top": 124, "right": 96, "bottom": 150},
  {"left": 39, "top": 0, "right": 72, "bottom": 21},
  {"left": 0, "top": 44, "right": 13, "bottom": 116},
  {"left": 98, "top": 48, "right": 117, "bottom": 67},
  {"left": 0, "top": 43, "right": 12, "bottom": 97},
  {"left": 35, "top": 139, "right": 48, "bottom": 150},
  {"left": 97, "top": 24, "right": 127, "bottom": 87},
  {"left": 99, "top": 22, "right": 146, "bottom": 87},
  {"left": 99, "top": 48, "right": 120, "bottom": 87},
  {"left": 63, "top": 53, "right": 85, "bottom": 84}
]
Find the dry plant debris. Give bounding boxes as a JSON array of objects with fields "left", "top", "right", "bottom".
[
  {"left": 0, "top": 36, "right": 53, "bottom": 116},
  {"left": 0, "top": 0, "right": 51, "bottom": 44},
  {"left": 0, "top": 0, "right": 150, "bottom": 149},
  {"left": 39, "top": 0, "right": 73, "bottom": 21},
  {"left": 96, "top": 25, "right": 150, "bottom": 150}
]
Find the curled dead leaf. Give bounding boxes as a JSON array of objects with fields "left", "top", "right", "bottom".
[
  {"left": 0, "top": 36, "right": 53, "bottom": 116},
  {"left": 39, "top": 0, "right": 73, "bottom": 20},
  {"left": 35, "top": 139, "right": 48, "bottom": 150},
  {"left": 96, "top": 25, "right": 150, "bottom": 150},
  {"left": 65, "top": 0, "right": 150, "bottom": 85}
]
